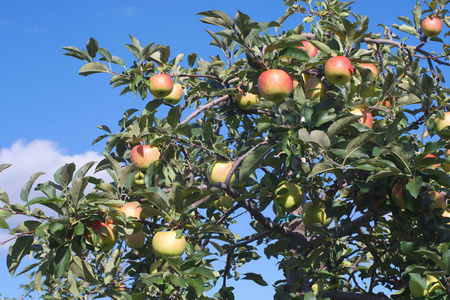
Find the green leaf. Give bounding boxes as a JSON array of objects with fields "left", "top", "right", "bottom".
[
  {"left": 70, "top": 256, "right": 98, "bottom": 283},
  {"left": 79, "top": 62, "right": 110, "bottom": 76},
  {"left": 198, "top": 223, "right": 233, "bottom": 236},
  {"left": 309, "top": 161, "right": 341, "bottom": 178},
  {"left": 0, "top": 188, "right": 10, "bottom": 205},
  {"left": 7, "top": 235, "right": 34, "bottom": 275},
  {"left": 67, "top": 269, "right": 82, "bottom": 299},
  {"left": 239, "top": 144, "right": 274, "bottom": 181},
  {"left": 0, "top": 218, "right": 10, "bottom": 230},
  {"left": 98, "top": 47, "right": 112, "bottom": 63},
  {"left": 345, "top": 132, "right": 378, "bottom": 161},
  {"left": 54, "top": 246, "right": 71, "bottom": 278},
  {"left": 168, "top": 105, "right": 181, "bottom": 129},
  {"left": 55, "top": 163, "right": 76, "bottom": 189},
  {"left": 86, "top": 37, "right": 98, "bottom": 59},
  {"left": 0, "top": 163, "right": 11, "bottom": 173},
  {"left": 187, "top": 276, "right": 205, "bottom": 298},
  {"left": 327, "top": 115, "right": 361, "bottom": 139},
  {"left": 242, "top": 272, "right": 268, "bottom": 286},
  {"left": 197, "top": 10, "right": 234, "bottom": 30},
  {"left": 20, "top": 172, "right": 45, "bottom": 202}
]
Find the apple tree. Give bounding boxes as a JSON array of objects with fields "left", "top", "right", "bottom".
[{"left": 2, "top": 0, "right": 450, "bottom": 299}]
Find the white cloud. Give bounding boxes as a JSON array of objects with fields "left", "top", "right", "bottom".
[{"left": 0, "top": 139, "right": 105, "bottom": 256}]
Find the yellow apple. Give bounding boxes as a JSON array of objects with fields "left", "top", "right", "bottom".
[
  {"left": 152, "top": 230, "right": 187, "bottom": 257},
  {"left": 302, "top": 202, "right": 331, "bottom": 230},
  {"left": 236, "top": 84, "right": 259, "bottom": 110},
  {"left": 207, "top": 161, "right": 236, "bottom": 184},
  {"left": 130, "top": 145, "right": 160, "bottom": 171},
  {"left": 163, "top": 82, "right": 184, "bottom": 105}
]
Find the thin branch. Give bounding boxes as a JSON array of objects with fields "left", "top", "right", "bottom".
[{"left": 180, "top": 95, "right": 230, "bottom": 125}]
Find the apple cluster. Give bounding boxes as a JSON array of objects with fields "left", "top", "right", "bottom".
[{"left": 148, "top": 73, "right": 185, "bottom": 105}]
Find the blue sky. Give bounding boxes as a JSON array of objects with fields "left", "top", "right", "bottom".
[{"left": 0, "top": 0, "right": 446, "bottom": 298}]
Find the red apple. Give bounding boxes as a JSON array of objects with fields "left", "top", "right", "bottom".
[
  {"left": 87, "top": 220, "right": 118, "bottom": 251},
  {"left": 163, "top": 82, "right": 183, "bottom": 105},
  {"left": 297, "top": 41, "right": 318, "bottom": 58},
  {"left": 149, "top": 73, "right": 173, "bottom": 98},
  {"left": 257, "top": 69, "right": 293, "bottom": 102},
  {"left": 152, "top": 230, "right": 186, "bottom": 256},
  {"left": 350, "top": 107, "right": 373, "bottom": 128},
  {"left": 391, "top": 180, "right": 407, "bottom": 210},
  {"left": 422, "top": 16, "right": 442, "bottom": 37},
  {"left": 303, "top": 74, "right": 325, "bottom": 100},
  {"left": 130, "top": 145, "right": 160, "bottom": 171},
  {"left": 236, "top": 84, "right": 259, "bottom": 110},
  {"left": 358, "top": 63, "right": 378, "bottom": 78},
  {"left": 125, "top": 231, "right": 146, "bottom": 248},
  {"left": 423, "top": 154, "right": 440, "bottom": 169},
  {"left": 324, "top": 56, "right": 354, "bottom": 85},
  {"left": 429, "top": 191, "right": 446, "bottom": 210},
  {"left": 435, "top": 112, "right": 450, "bottom": 139},
  {"left": 207, "top": 161, "right": 236, "bottom": 184},
  {"left": 275, "top": 182, "right": 303, "bottom": 212},
  {"left": 119, "top": 201, "right": 143, "bottom": 231}
]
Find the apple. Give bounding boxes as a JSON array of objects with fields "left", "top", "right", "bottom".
[
  {"left": 380, "top": 96, "right": 395, "bottom": 108},
  {"left": 87, "top": 220, "right": 118, "bottom": 251},
  {"left": 435, "top": 112, "right": 450, "bottom": 139},
  {"left": 275, "top": 182, "right": 303, "bottom": 212},
  {"left": 207, "top": 161, "right": 236, "bottom": 184},
  {"left": 422, "top": 16, "right": 442, "bottom": 37},
  {"left": 423, "top": 153, "right": 440, "bottom": 169},
  {"left": 125, "top": 231, "right": 146, "bottom": 248},
  {"left": 149, "top": 73, "right": 173, "bottom": 98},
  {"left": 163, "top": 82, "right": 184, "bottom": 105},
  {"left": 324, "top": 56, "right": 354, "bottom": 85},
  {"left": 214, "top": 194, "right": 234, "bottom": 210},
  {"left": 350, "top": 107, "right": 373, "bottom": 128},
  {"left": 302, "top": 202, "right": 331, "bottom": 230},
  {"left": 152, "top": 230, "right": 186, "bottom": 256},
  {"left": 409, "top": 274, "right": 442, "bottom": 297},
  {"left": 236, "top": 84, "right": 259, "bottom": 110},
  {"left": 429, "top": 191, "right": 446, "bottom": 210},
  {"left": 391, "top": 180, "right": 407, "bottom": 210},
  {"left": 119, "top": 201, "right": 143, "bottom": 231},
  {"left": 358, "top": 63, "right": 378, "bottom": 78},
  {"left": 297, "top": 40, "right": 318, "bottom": 58},
  {"left": 257, "top": 69, "right": 293, "bottom": 102},
  {"left": 442, "top": 161, "right": 450, "bottom": 173},
  {"left": 304, "top": 75, "right": 325, "bottom": 101},
  {"left": 444, "top": 148, "right": 450, "bottom": 158},
  {"left": 130, "top": 145, "right": 160, "bottom": 171}
]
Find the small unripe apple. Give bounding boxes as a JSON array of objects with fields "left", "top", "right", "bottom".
[
  {"left": 350, "top": 108, "right": 373, "bottom": 128},
  {"left": 130, "top": 145, "right": 160, "bottom": 171},
  {"left": 163, "top": 82, "right": 184, "bottom": 105},
  {"left": 152, "top": 230, "right": 186, "bottom": 256},
  {"left": 207, "top": 161, "right": 236, "bottom": 184},
  {"left": 297, "top": 40, "right": 318, "bottom": 58},
  {"left": 236, "top": 84, "right": 259, "bottom": 110},
  {"left": 275, "top": 182, "right": 302, "bottom": 212},
  {"left": 125, "top": 231, "right": 146, "bottom": 248},
  {"left": 324, "top": 56, "right": 354, "bottom": 85},
  {"left": 149, "top": 73, "right": 173, "bottom": 98},
  {"left": 302, "top": 202, "right": 331, "bottom": 230},
  {"left": 422, "top": 16, "right": 442, "bottom": 37},
  {"left": 257, "top": 69, "right": 293, "bottom": 102},
  {"left": 435, "top": 112, "right": 450, "bottom": 139}
]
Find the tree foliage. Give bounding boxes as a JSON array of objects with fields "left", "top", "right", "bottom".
[{"left": 2, "top": 0, "right": 450, "bottom": 299}]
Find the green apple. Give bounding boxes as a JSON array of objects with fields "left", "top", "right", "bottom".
[
  {"left": 409, "top": 274, "right": 442, "bottom": 297},
  {"left": 125, "top": 231, "right": 146, "bottom": 248},
  {"left": 163, "top": 82, "right": 184, "bottom": 105},
  {"left": 429, "top": 191, "right": 446, "bottom": 210},
  {"left": 275, "top": 182, "right": 302, "bottom": 212},
  {"left": 302, "top": 202, "right": 331, "bottom": 230},
  {"left": 130, "top": 144, "right": 160, "bottom": 171},
  {"left": 149, "top": 73, "right": 173, "bottom": 98},
  {"left": 257, "top": 69, "right": 293, "bottom": 102},
  {"left": 303, "top": 74, "right": 325, "bottom": 101},
  {"left": 207, "top": 161, "right": 236, "bottom": 184},
  {"left": 152, "top": 230, "right": 187, "bottom": 257},
  {"left": 214, "top": 194, "right": 234, "bottom": 210},
  {"left": 236, "top": 84, "right": 259, "bottom": 110},
  {"left": 324, "top": 56, "right": 354, "bottom": 85},
  {"left": 435, "top": 112, "right": 450, "bottom": 139}
]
